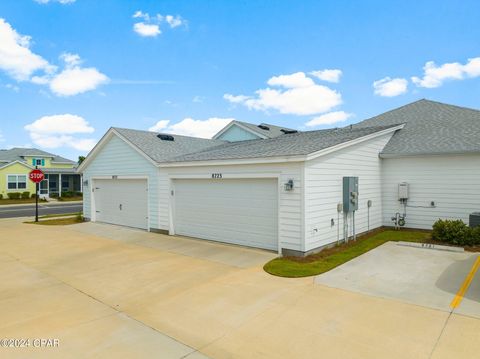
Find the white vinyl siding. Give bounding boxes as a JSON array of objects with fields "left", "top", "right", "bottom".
[
  {"left": 82, "top": 134, "right": 161, "bottom": 230},
  {"left": 165, "top": 162, "right": 303, "bottom": 251},
  {"left": 304, "top": 133, "right": 394, "bottom": 251},
  {"left": 173, "top": 178, "right": 277, "bottom": 250},
  {"left": 381, "top": 154, "right": 480, "bottom": 229}
]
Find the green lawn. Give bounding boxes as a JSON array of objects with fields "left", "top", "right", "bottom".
[
  {"left": 25, "top": 217, "right": 84, "bottom": 226},
  {"left": 264, "top": 230, "right": 432, "bottom": 278},
  {"left": 57, "top": 196, "right": 83, "bottom": 202},
  {"left": 39, "top": 212, "right": 82, "bottom": 219}
]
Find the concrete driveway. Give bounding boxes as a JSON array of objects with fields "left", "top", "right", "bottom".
[
  {"left": 1, "top": 219, "right": 479, "bottom": 359},
  {"left": 315, "top": 241, "right": 480, "bottom": 318}
]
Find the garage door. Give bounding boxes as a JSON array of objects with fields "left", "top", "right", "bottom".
[
  {"left": 174, "top": 178, "right": 277, "bottom": 250},
  {"left": 93, "top": 179, "right": 148, "bottom": 230}
]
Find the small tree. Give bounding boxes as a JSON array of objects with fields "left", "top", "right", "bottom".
[{"left": 78, "top": 156, "right": 86, "bottom": 165}]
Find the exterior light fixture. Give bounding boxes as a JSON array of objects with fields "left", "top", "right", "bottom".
[{"left": 284, "top": 179, "right": 294, "bottom": 191}]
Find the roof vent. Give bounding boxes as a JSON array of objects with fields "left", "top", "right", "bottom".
[
  {"left": 258, "top": 124, "right": 270, "bottom": 131},
  {"left": 280, "top": 129, "right": 298, "bottom": 134},
  {"left": 157, "top": 134, "right": 174, "bottom": 141}
]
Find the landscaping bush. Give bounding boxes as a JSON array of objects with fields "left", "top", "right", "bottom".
[
  {"left": 21, "top": 191, "right": 30, "bottom": 199},
  {"left": 50, "top": 193, "right": 59, "bottom": 198},
  {"left": 75, "top": 191, "right": 83, "bottom": 197},
  {"left": 31, "top": 193, "right": 36, "bottom": 199},
  {"left": 7, "top": 192, "right": 21, "bottom": 199},
  {"left": 432, "top": 219, "right": 480, "bottom": 246},
  {"left": 61, "top": 191, "right": 74, "bottom": 198},
  {"left": 0, "top": 194, "right": 2, "bottom": 200}
]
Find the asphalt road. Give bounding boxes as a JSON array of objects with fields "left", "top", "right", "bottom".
[{"left": 0, "top": 202, "right": 83, "bottom": 219}]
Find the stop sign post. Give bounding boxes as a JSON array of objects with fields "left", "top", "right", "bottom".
[{"left": 29, "top": 168, "right": 44, "bottom": 222}]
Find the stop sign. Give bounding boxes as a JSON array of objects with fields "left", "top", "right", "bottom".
[{"left": 29, "top": 169, "right": 45, "bottom": 183}]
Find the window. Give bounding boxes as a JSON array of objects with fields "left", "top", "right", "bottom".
[
  {"left": 7, "top": 175, "right": 27, "bottom": 190},
  {"left": 36, "top": 159, "right": 42, "bottom": 166}
]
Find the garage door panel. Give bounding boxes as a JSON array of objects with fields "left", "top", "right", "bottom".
[
  {"left": 94, "top": 179, "right": 148, "bottom": 230},
  {"left": 174, "top": 178, "right": 278, "bottom": 250}
]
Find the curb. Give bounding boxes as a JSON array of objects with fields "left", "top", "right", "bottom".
[{"left": 396, "top": 241, "right": 464, "bottom": 253}]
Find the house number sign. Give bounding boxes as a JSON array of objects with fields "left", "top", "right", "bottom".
[{"left": 211, "top": 173, "right": 222, "bottom": 179}]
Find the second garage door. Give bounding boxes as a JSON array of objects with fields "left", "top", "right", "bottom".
[
  {"left": 174, "top": 178, "right": 278, "bottom": 250},
  {"left": 93, "top": 178, "right": 148, "bottom": 230}
]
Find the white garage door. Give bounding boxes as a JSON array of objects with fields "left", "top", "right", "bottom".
[
  {"left": 93, "top": 179, "right": 148, "bottom": 230},
  {"left": 174, "top": 178, "right": 277, "bottom": 250}
]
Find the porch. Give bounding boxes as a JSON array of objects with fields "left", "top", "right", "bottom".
[{"left": 39, "top": 169, "right": 82, "bottom": 198}]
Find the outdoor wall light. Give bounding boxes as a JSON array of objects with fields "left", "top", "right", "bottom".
[
  {"left": 284, "top": 179, "right": 294, "bottom": 191},
  {"left": 83, "top": 180, "right": 89, "bottom": 187}
]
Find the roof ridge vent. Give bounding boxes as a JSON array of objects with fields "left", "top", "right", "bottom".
[
  {"left": 157, "top": 134, "right": 174, "bottom": 141},
  {"left": 258, "top": 124, "right": 270, "bottom": 131},
  {"left": 280, "top": 129, "right": 298, "bottom": 134}
]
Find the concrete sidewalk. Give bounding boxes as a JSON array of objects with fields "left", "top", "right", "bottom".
[{"left": 0, "top": 218, "right": 479, "bottom": 358}]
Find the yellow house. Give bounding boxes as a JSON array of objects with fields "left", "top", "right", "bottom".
[{"left": 0, "top": 148, "right": 81, "bottom": 199}]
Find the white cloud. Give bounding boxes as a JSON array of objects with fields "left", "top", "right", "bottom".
[
  {"left": 132, "top": 11, "right": 185, "bottom": 37},
  {"left": 47, "top": 52, "right": 108, "bottom": 96},
  {"left": 310, "top": 69, "right": 342, "bottom": 83},
  {"left": 373, "top": 77, "right": 408, "bottom": 97},
  {"left": 0, "top": 18, "right": 53, "bottom": 81},
  {"left": 0, "top": 19, "right": 107, "bottom": 96},
  {"left": 193, "top": 95, "right": 204, "bottom": 103},
  {"left": 267, "top": 72, "right": 315, "bottom": 88},
  {"left": 165, "top": 15, "right": 184, "bottom": 28},
  {"left": 24, "top": 114, "right": 96, "bottom": 151},
  {"left": 305, "top": 111, "right": 353, "bottom": 127},
  {"left": 5, "top": 83, "right": 20, "bottom": 92},
  {"left": 34, "top": 0, "right": 76, "bottom": 4},
  {"left": 133, "top": 23, "right": 161, "bottom": 37},
  {"left": 149, "top": 117, "right": 233, "bottom": 138},
  {"left": 412, "top": 57, "right": 480, "bottom": 88},
  {"left": 223, "top": 94, "right": 250, "bottom": 103},
  {"left": 148, "top": 120, "right": 170, "bottom": 132},
  {"left": 224, "top": 72, "right": 342, "bottom": 116}
]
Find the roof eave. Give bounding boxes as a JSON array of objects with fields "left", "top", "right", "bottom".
[
  {"left": 380, "top": 149, "right": 480, "bottom": 158},
  {"left": 212, "top": 121, "right": 268, "bottom": 140}
]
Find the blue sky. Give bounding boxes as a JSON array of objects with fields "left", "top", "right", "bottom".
[{"left": 0, "top": 0, "right": 479, "bottom": 161}]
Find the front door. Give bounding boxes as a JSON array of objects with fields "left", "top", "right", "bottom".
[{"left": 39, "top": 178, "right": 49, "bottom": 196}]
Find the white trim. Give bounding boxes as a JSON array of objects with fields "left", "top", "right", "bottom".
[
  {"left": 77, "top": 128, "right": 158, "bottom": 173},
  {"left": 22, "top": 154, "right": 54, "bottom": 158},
  {"left": 160, "top": 125, "right": 404, "bottom": 168},
  {"left": 5, "top": 174, "right": 28, "bottom": 191},
  {"left": 90, "top": 175, "right": 150, "bottom": 231},
  {"left": 212, "top": 121, "right": 268, "bottom": 140},
  {"left": 0, "top": 160, "right": 34, "bottom": 170},
  {"left": 51, "top": 161, "right": 76, "bottom": 165},
  {"left": 304, "top": 125, "right": 404, "bottom": 161}
]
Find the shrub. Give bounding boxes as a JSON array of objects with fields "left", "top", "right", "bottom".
[
  {"left": 432, "top": 219, "right": 477, "bottom": 246},
  {"left": 61, "top": 191, "right": 74, "bottom": 198},
  {"left": 0, "top": 194, "right": 2, "bottom": 200},
  {"left": 21, "top": 191, "right": 30, "bottom": 199},
  {"left": 50, "top": 193, "right": 59, "bottom": 198},
  {"left": 31, "top": 193, "right": 37, "bottom": 199},
  {"left": 7, "top": 192, "right": 21, "bottom": 199},
  {"left": 75, "top": 191, "right": 83, "bottom": 197}
]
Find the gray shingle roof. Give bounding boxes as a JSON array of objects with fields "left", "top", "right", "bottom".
[
  {"left": 232, "top": 120, "right": 297, "bottom": 139},
  {"left": 354, "top": 99, "right": 480, "bottom": 157},
  {"left": 0, "top": 148, "right": 76, "bottom": 164},
  {"left": 113, "top": 127, "right": 225, "bottom": 163},
  {"left": 166, "top": 124, "right": 400, "bottom": 163}
]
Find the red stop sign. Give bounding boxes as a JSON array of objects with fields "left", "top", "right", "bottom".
[{"left": 29, "top": 169, "right": 45, "bottom": 183}]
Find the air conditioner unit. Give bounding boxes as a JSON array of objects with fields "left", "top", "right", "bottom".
[{"left": 469, "top": 212, "right": 480, "bottom": 228}]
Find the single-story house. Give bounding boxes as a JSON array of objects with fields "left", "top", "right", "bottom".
[
  {"left": 0, "top": 148, "right": 82, "bottom": 199},
  {"left": 78, "top": 99, "right": 480, "bottom": 256}
]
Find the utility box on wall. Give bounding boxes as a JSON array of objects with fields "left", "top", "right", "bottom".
[
  {"left": 398, "top": 182, "right": 409, "bottom": 200},
  {"left": 343, "top": 176, "right": 359, "bottom": 212}
]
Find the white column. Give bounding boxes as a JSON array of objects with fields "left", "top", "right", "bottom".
[{"left": 59, "top": 173, "right": 62, "bottom": 198}]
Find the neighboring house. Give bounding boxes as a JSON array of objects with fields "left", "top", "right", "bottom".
[
  {"left": 0, "top": 148, "right": 81, "bottom": 199},
  {"left": 78, "top": 99, "right": 480, "bottom": 256},
  {"left": 213, "top": 120, "right": 298, "bottom": 141}
]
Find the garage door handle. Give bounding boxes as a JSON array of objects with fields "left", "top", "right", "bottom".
[{"left": 119, "top": 204, "right": 122, "bottom": 210}]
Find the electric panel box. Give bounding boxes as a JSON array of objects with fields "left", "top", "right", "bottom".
[
  {"left": 398, "top": 182, "right": 409, "bottom": 200},
  {"left": 343, "top": 176, "right": 359, "bottom": 212}
]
